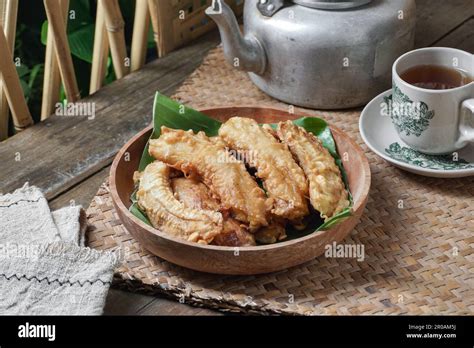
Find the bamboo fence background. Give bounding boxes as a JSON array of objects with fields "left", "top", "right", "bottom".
[
  {"left": 0, "top": 0, "right": 243, "bottom": 140},
  {"left": 0, "top": 0, "right": 17, "bottom": 139}
]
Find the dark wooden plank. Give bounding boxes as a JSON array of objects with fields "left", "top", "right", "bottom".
[
  {"left": 432, "top": 18, "right": 474, "bottom": 52},
  {"left": 49, "top": 166, "right": 110, "bottom": 210},
  {"left": 103, "top": 289, "right": 156, "bottom": 316},
  {"left": 0, "top": 30, "right": 220, "bottom": 198},
  {"left": 137, "top": 298, "right": 223, "bottom": 316},
  {"left": 415, "top": 0, "right": 474, "bottom": 47},
  {"left": 104, "top": 287, "right": 222, "bottom": 315},
  {"left": 104, "top": 289, "right": 222, "bottom": 316}
]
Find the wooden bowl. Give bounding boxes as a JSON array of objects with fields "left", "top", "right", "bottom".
[{"left": 110, "top": 107, "right": 371, "bottom": 275}]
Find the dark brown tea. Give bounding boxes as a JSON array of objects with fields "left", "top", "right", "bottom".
[{"left": 400, "top": 64, "right": 473, "bottom": 90}]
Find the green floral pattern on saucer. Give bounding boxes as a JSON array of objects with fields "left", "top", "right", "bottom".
[
  {"left": 385, "top": 86, "right": 435, "bottom": 137},
  {"left": 385, "top": 143, "right": 474, "bottom": 170}
]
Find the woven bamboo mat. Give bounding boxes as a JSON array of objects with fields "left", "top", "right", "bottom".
[{"left": 86, "top": 47, "right": 474, "bottom": 315}]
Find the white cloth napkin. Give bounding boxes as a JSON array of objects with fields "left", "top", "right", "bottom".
[{"left": 0, "top": 184, "right": 120, "bottom": 315}]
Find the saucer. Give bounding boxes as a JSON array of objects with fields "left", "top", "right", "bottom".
[{"left": 359, "top": 89, "right": 474, "bottom": 178}]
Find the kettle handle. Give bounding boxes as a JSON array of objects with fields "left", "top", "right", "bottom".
[{"left": 257, "top": 0, "right": 286, "bottom": 17}]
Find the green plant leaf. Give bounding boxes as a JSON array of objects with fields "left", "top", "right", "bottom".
[
  {"left": 317, "top": 207, "right": 352, "bottom": 231},
  {"left": 152, "top": 92, "right": 222, "bottom": 137},
  {"left": 293, "top": 117, "right": 338, "bottom": 158},
  {"left": 104, "top": 57, "right": 116, "bottom": 85},
  {"left": 129, "top": 202, "right": 152, "bottom": 226},
  {"left": 132, "top": 92, "right": 354, "bottom": 244},
  {"left": 16, "top": 64, "right": 29, "bottom": 78},
  {"left": 147, "top": 25, "right": 156, "bottom": 48},
  {"left": 20, "top": 64, "right": 43, "bottom": 103},
  {"left": 41, "top": 21, "right": 94, "bottom": 63},
  {"left": 19, "top": 79, "right": 31, "bottom": 98},
  {"left": 40, "top": 21, "right": 48, "bottom": 45},
  {"left": 129, "top": 188, "right": 152, "bottom": 226},
  {"left": 67, "top": 24, "right": 95, "bottom": 63},
  {"left": 28, "top": 64, "right": 43, "bottom": 90},
  {"left": 59, "top": 85, "right": 67, "bottom": 105}
]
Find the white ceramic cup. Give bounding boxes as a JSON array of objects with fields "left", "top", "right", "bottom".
[{"left": 392, "top": 47, "right": 474, "bottom": 154}]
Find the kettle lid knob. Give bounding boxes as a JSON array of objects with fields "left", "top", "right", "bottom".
[{"left": 257, "top": 0, "right": 286, "bottom": 16}]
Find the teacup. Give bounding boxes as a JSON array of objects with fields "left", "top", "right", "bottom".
[{"left": 391, "top": 47, "right": 474, "bottom": 155}]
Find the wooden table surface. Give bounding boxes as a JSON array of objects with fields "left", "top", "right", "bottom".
[{"left": 0, "top": 0, "right": 472, "bottom": 315}]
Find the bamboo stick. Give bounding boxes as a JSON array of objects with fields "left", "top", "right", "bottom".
[
  {"left": 41, "top": 0, "right": 69, "bottom": 120},
  {"left": 130, "top": 0, "right": 150, "bottom": 72},
  {"left": 89, "top": 0, "right": 109, "bottom": 94},
  {"left": 43, "top": 0, "right": 80, "bottom": 103},
  {"left": 100, "top": 0, "right": 129, "bottom": 79},
  {"left": 147, "top": 0, "right": 162, "bottom": 58},
  {"left": 148, "top": 0, "right": 176, "bottom": 57},
  {"left": 0, "top": 0, "right": 17, "bottom": 139},
  {"left": 0, "top": 25, "right": 33, "bottom": 131}
]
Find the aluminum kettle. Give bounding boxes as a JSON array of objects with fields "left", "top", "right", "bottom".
[{"left": 206, "top": 0, "right": 416, "bottom": 109}]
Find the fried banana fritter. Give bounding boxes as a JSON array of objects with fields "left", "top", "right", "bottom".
[
  {"left": 276, "top": 121, "right": 350, "bottom": 220},
  {"left": 171, "top": 177, "right": 256, "bottom": 247},
  {"left": 136, "top": 161, "right": 223, "bottom": 244},
  {"left": 149, "top": 127, "right": 269, "bottom": 231},
  {"left": 254, "top": 221, "right": 287, "bottom": 245},
  {"left": 219, "top": 117, "right": 309, "bottom": 221}
]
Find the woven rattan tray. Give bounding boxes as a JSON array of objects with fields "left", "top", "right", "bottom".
[{"left": 86, "top": 47, "right": 474, "bottom": 315}]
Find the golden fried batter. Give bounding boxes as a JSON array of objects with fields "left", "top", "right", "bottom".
[
  {"left": 171, "top": 177, "right": 256, "bottom": 247},
  {"left": 276, "top": 121, "right": 350, "bottom": 220},
  {"left": 219, "top": 117, "right": 309, "bottom": 221},
  {"left": 254, "top": 221, "right": 287, "bottom": 245},
  {"left": 213, "top": 219, "right": 256, "bottom": 247},
  {"left": 149, "top": 127, "right": 269, "bottom": 231},
  {"left": 171, "top": 177, "right": 219, "bottom": 210},
  {"left": 136, "top": 161, "right": 223, "bottom": 244}
]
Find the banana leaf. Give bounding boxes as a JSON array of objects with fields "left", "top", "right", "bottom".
[{"left": 130, "top": 92, "right": 353, "bottom": 243}]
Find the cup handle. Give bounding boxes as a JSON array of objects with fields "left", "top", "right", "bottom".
[{"left": 457, "top": 98, "right": 474, "bottom": 146}]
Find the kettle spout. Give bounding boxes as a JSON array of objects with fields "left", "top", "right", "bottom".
[{"left": 206, "top": 0, "right": 266, "bottom": 74}]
